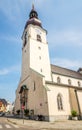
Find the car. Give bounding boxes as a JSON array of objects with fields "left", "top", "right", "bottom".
[{"left": 0, "top": 112, "right": 5, "bottom": 117}]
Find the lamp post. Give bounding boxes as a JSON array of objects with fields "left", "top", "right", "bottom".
[
  {"left": 22, "top": 105, "right": 25, "bottom": 124},
  {"left": 75, "top": 89, "right": 81, "bottom": 119}
]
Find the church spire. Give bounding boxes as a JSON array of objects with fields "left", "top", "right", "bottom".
[
  {"left": 32, "top": 3, "right": 34, "bottom": 10},
  {"left": 29, "top": 4, "right": 38, "bottom": 19},
  {"left": 24, "top": 5, "right": 42, "bottom": 29}
]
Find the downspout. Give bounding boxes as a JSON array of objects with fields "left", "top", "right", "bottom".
[{"left": 74, "top": 89, "right": 81, "bottom": 119}]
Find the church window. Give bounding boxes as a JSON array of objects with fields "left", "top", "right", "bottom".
[
  {"left": 68, "top": 79, "right": 72, "bottom": 85},
  {"left": 39, "top": 56, "right": 41, "bottom": 60},
  {"left": 40, "top": 68, "right": 42, "bottom": 72},
  {"left": 24, "top": 32, "right": 27, "bottom": 47},
  {"left": 30, "top": 14, "right": 33, "bottom": 18},
  {"left": 78, "top": 81, "right": 81, "bottom": 87},
  {"left": 57, "top": 94, "right": 63, "bottom": 110},
  {"left": 32, "top": 13, "right": 34, "bottom": 17},
  {"left": 33, "top": 81, "right": 36, "bottom": 91},
  {"left": 57, "top": 77, "right": 61, "bottom": 84},
  {"left": 38, "top": 46, "right": 41, "bottom": 50},
  {"left": 37, "top": 34, "right": 42, "bottom": 42}
]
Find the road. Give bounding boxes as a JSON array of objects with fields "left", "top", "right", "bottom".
[{"left": 0, "top": 117, "right": 35, "bottom": 130}]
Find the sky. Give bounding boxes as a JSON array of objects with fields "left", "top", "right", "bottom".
[{"left": 0, "top": 0, "right": 82, "bottom": 103}]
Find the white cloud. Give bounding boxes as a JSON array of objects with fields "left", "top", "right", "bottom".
[
  {"left": 48, "top": 30, "right": 82, "bottom": 47},
  {"left": 0, "top": 65, "right": 21, "bottom": 76},
  {"left": 0, "top": 69, "right": 9, "bottom": 75},
  {"left": 51, "top": 58, "right": 82, "bottom": 70}
]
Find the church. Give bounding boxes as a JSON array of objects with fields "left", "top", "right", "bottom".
[{"left": 15, "top": 5, "right": 82, "bottom": 121}]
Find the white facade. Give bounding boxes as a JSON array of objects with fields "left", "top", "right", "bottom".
[
  {"left": 22, "top": 24, "right": 51, "bottom": 81},
  {"left": 52, "top": 73, "right": 82, "bottom": 87},
  {"left": 6, "top": 101, "right": 14, "bottom": 113},
  {"left": 15, "top": 6, "right": 82, "bottom": 121},
  {"left": 47, "top": 84, "right": 71, "bottom": 121}
]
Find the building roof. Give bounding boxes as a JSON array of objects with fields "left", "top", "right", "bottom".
[
  {"left": 77, "top": 68, "right": 82, "bottom": 73},
  {"left": 25, "top": 5, "right": 42, "bottom": 29},
  {"left": 0, "top": 99, "right": 7, "bottom": 106},
  {"left": 51, "top": 64, "right": 82, "bottom": 80}
]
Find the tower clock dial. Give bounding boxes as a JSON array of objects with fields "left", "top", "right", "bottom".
[{"left": 35, "top": 29, "right": 41, "bottom": 35}]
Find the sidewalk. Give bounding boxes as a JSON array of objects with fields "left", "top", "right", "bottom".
[{"left": 7, "top": 118, "right": 82, "bottom": 130}]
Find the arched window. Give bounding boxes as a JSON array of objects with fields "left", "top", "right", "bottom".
[
  {"left": 37, "top": 34, "right": 42, "bottom": 42},
  {"left": 57, "top": 77, "right": 61, "bottom": 84},
  {"left": 57, "top": 94, "right": 63, "bottom": 110},
  {"left": 68, "top": 79, "right": 72, "bottom": 85},
  {"left": 24, "top": 32, "right": 27, "bottom": 47},
  {"left": 78, "top": 81, "right": 81, "bottom": 87}
]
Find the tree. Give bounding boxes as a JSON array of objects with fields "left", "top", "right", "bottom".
[
  {"left": 16, "top": 110, "right": 20, "bottom": 115},
  {"left": 24, "top": 109, "right": 29, "bottom": 116},
  {"left": 71, "top": 110, "right": 77, "bottom": 117}
]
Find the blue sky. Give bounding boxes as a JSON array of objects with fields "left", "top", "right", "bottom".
[{"left": 0, "top": 0, "right": 82, "bottom": 103}]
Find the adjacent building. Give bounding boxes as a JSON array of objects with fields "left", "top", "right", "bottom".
[
  {"left": 0, "top": 99, "right": 7, "bottom": 112},
  {"left": 15, "top": 5, "right": 82, "bottom": 121},
  {"left": 6, "top": 101, "right": 14, "bottom": 114},
  {"left": 0, "top": 99, "right": 14, "bottom": 114}
]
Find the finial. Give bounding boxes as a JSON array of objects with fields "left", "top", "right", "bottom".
[{"left": 32, "top": 2, "right": 34, "bottom": 10}]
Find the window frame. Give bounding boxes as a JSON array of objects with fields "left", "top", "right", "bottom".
[
  {"left": 68, "top": 79, "right": 72, "bottom": 85},
  {"left": 57, "top": 77, "right": 61, "bottom": 84},
  {"left": 57, "top": 93, "right": 63, "bottom": 111},
  {"left": 37, "top": 34, "right": 42, "bottom": 42}
]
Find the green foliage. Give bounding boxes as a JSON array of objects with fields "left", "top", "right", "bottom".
[
  {"left": 71, "top": 110, "right": 77, "bottom": 117},
  {"left": 16, "top": 109, "right": 20, "bottom": 115},
  {"left": 24, "top": 109, "right": 29, "bottom": 116}
]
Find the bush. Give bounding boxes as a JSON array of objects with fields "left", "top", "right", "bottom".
[
  {"left": 24, "top": 109, "right": 29, "bottom": 116},
  {"left": 71, "top": 110, "right": 77, "bottom": 117}
]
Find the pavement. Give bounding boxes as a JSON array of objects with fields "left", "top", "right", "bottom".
[{"left": 7, "top": 118, "right": 82, "bottom": 130}]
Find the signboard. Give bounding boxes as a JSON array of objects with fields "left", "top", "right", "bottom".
[{"left": 22, "top": 106, "right": 24, "bottom": 109}]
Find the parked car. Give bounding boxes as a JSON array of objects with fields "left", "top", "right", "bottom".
[{"left": 0, "top": 112, "right": 5, "bottom": 117}]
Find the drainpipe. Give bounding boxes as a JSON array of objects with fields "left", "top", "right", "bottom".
[{"left": 74, "top": 89, "right": 81, "bottom": 119}]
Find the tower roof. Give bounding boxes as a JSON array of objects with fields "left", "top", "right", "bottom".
[
  {"left": 25, "top": 5, "right": 42, "bottom": 29},
  {"left": 29, "top": 3, "right": 38, "bottom": 19}
]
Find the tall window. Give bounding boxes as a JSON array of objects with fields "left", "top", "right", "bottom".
[
  {"left": 37, "top": 34, "right": 42, "bottom": 42},
  {"left": 57, "top": 94, "right": 63, "bottom": 110},
  {"left": 24, "top": 32, "right": 27, "bottom": 47},
  {"left": 57, "top": 77, "right": 61, "bottom": 84},
  {"left": 33, "top": 81, "right": 36, "bottom": 91},
  {"left": 68, "top": 79, "right": 72, "bottom": 85},
  {"left": 78, "top": 81, "right": 81, "bottom": 87}
]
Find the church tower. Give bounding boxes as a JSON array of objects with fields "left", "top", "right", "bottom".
[
  {"left": 21, "top": 5, "right": 51, "bottom": 81},
  {"left": 15, "top": 5, "right": 82, "bottom": 122}
]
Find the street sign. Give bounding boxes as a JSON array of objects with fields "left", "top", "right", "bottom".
[{"left": 22, "top": 106, "right": 24, "bottom": 109}]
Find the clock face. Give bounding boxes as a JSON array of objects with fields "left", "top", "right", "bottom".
[{"left": 35, "top": 29, "right": 41, "bottom": 35}]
